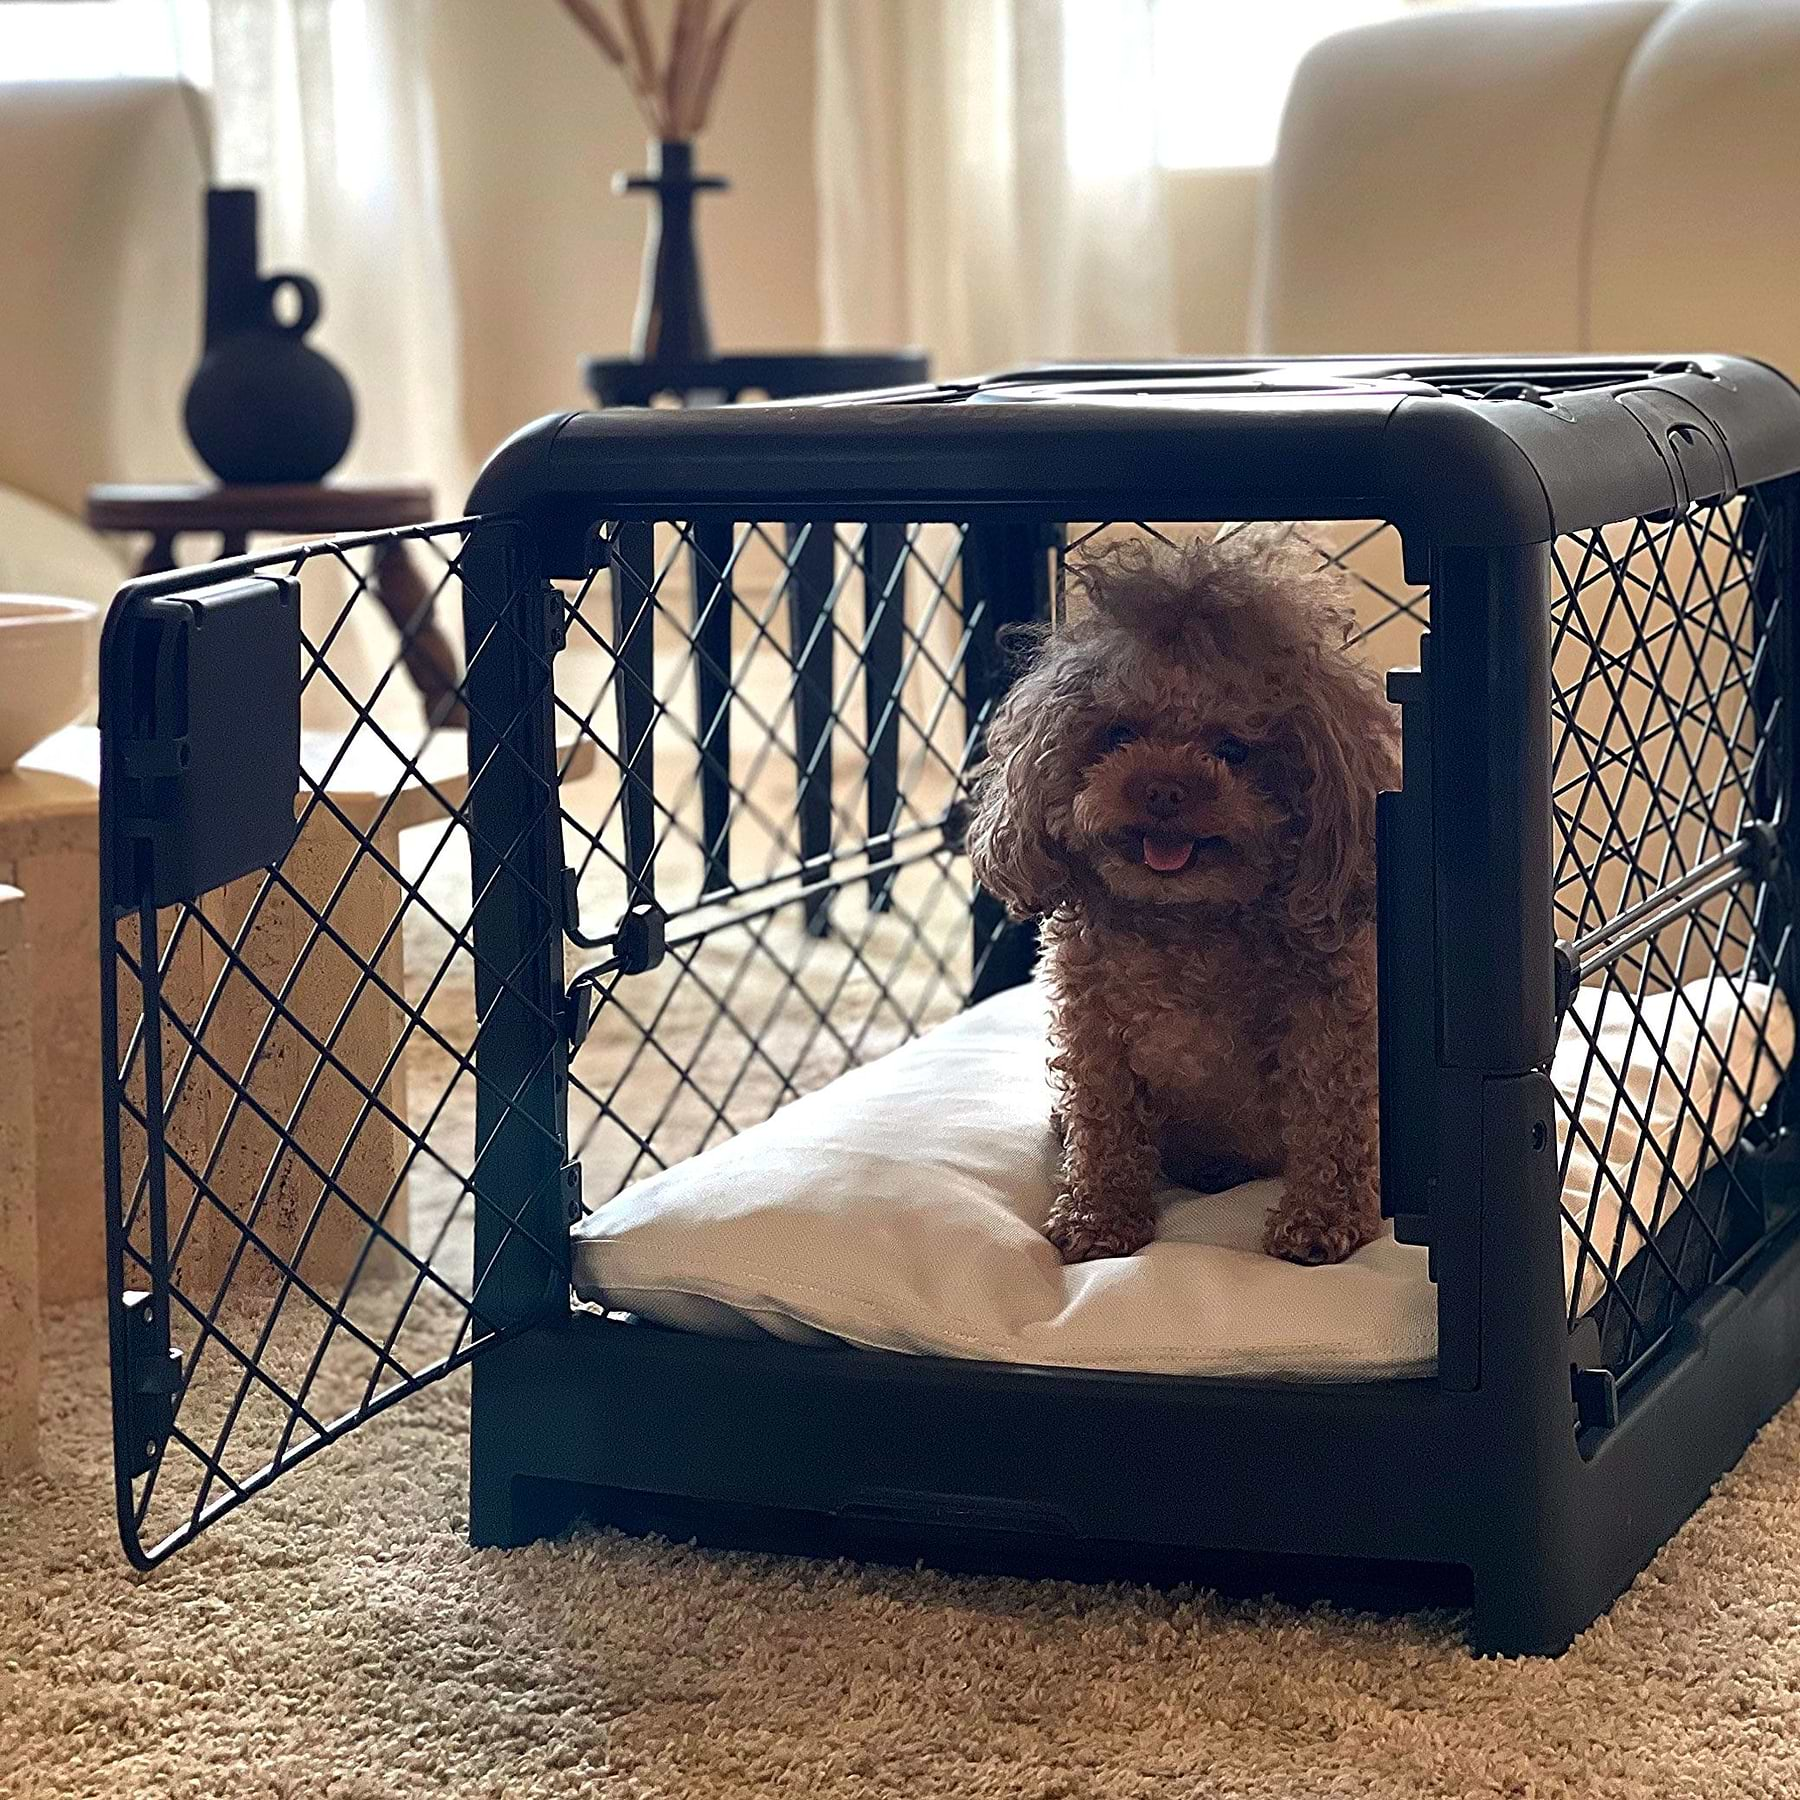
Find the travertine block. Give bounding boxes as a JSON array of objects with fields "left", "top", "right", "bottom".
[
  {"left": 0, "top": 885, "right": 39, "bottom": 1476},
  {"left": 2, "top": 725, "right": 543, "bottom": 1308},
  {"left": 159, "top": 814, "right": 412, "bottom": 1304},
  {"left": 0, "top": 747, "right": 102, "bottom": 1307}
]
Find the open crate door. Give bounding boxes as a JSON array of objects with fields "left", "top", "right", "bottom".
[{"left": 99, "top": 517, "right": 571, "bottom": 1567}]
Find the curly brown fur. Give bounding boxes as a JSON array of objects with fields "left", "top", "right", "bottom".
[{"left": 967, "top": 530, "right": 1399, "bottom": 1265}]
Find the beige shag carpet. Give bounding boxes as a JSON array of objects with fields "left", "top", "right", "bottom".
[
  {"left": 4, "top": 1304, "right": 1800, "bottom": 1799},
  {"left": 7, "top": 529, "right": 1800, "bottom": 1796}
]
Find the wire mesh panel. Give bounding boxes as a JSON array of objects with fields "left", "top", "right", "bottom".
[
  {"left": 546, "top": 515, "right": 1431, "bottom": 1205},
  {"left": 1547, "top": 493, "right": 1797, "bottom": 1380},
  {"left": 1055, "top": 518, "right": 1429, "bottom": 695},
  {"left": 103, "top": 518, "right": 568, "bottom": 1566},
  {"left": 550, "top": 518, "right": 995, "bottom": 1198}
]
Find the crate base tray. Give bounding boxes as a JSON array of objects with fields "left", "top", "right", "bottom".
[{"left": 473, "top": 1201, "right": 1800, "bottom": 1654}]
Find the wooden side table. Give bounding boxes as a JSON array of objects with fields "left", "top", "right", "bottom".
[{"left": 85, "top": 481, "right": 466, "bottom": 729}]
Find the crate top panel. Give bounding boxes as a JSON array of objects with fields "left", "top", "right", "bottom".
[{"left": 470, "top": 355, "right": 1800, "bottom": 563}]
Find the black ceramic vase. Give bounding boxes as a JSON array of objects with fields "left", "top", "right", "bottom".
[
  {"left": 183, "top": 187, "right": 356, "bottom": 485},
  {"left": 618, "top": 141, "right": 726, "bottom": 364}
]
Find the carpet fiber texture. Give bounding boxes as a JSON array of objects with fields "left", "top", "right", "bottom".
[{"left": 5, "top": 1305, "right": 1800, "bottom": 1798}]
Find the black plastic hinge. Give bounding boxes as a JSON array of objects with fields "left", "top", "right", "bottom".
[
  {"left": 1567, "top": 1315, "right": 1617, "bottom": 1431},
  {"left": 563, "top": 903, "right": 667, "bottom": 1050},
  {"left": 1385, "top": 665, "right": 1427, "bottom": 707},
  {"left": 561, "top": 866, "right": 582, "bottom": 938},
  {"left": 121, "top": 1291, "right": 182, "bottom": 1478},
  {"left": 121, "top": 736, "right": 189, "bottom": 780},
  {"left": 616, "top": 901, "right": 667, "bottom": 974},
  {"left": 564, "top": 981, "right": 595, "bottom": 1052},
  {"left": 560, "top": 1162, "right": 585, "bottom": 1225},
  {"left": 1572, "top": 1364, "right": 1619, "bottom": 1431},
  {"left": 1743, "top": 819, "right": 1783, "bottom": 880},
  {"left": 544, "top": 581, "right": 568, "bottom": 653},
  {"left": 1553, "top": 942, "right": 1579, "bottom": 1021}
]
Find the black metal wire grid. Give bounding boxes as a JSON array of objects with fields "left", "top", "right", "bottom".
[
  {"left": 551, "top": 517, "right": 992, "bottom": 1200},
  {"left": 106, "top": 516, "right": 575, "bottom": 1564},
  {"left": 1547, "top": 495, "right": 1797, "bottom": 1382},
  {"left": 547, "top": 516, "right": 1430, "bottom": 1203}
]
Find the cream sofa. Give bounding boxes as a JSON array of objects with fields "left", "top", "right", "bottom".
[
  {"left": 1255, "top": 0, "right": 1800, "bottom": 378},
  {"left": 0, "top": 78, "right": 205, "bottom": 604}
]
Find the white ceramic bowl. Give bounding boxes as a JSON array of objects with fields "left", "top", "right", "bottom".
[{"left": 0, "top": 595, "right": 97, "bottom": 771}]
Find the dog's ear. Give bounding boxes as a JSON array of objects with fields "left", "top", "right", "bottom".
[
  {"left": 965, "top": 643, "right": 1089, "bottom": 920},
  {"left": 1277, "top": 659, "right": 1399, "bottom": 951}
]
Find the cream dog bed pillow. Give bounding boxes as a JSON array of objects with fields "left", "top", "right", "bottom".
[{"left": 570, "top": 978, "right": 1791, "bottom": 1380}]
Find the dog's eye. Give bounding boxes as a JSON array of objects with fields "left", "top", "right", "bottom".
[
  {"left": 1104, "top": 723, "right": 1139, "bottom": 751},
  {"left": 1216, "top": 737, "right": 1250, "bottom": 767}
]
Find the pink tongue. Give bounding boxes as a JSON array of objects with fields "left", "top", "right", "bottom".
[{"left": 1142, "top": 833, "right": 1193, "bottom": 873}]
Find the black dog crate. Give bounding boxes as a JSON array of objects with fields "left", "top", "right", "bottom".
[{"left": 100, "top": 356, "right": 1800, "bottom": 1654}]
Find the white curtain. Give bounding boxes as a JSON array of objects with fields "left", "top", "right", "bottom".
[
  {"left": 816, "top": 0, "right": 1178, "bottom": 380},
  {"left": 199, "top": 0, "right": 463, "bottom": 508},
  {"left": 178, "top": 0, "right": 464, "bottom": 731}
]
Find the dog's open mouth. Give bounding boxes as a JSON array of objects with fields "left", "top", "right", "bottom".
[{"left": 1127, "top": 830, "right": 1228, "bottom": 874}]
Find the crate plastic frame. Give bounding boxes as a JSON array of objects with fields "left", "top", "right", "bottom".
[{"left": 97, "top": 355, "right": 1800, "bottom": 1655}]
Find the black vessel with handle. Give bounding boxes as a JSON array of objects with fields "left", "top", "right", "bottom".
[{"left": 182, "top": 186, "right": 356, "bottom": 485}]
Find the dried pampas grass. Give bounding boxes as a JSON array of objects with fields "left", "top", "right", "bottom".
[{"left": 557, "top": 0, "right": 753, "bottom": 139}]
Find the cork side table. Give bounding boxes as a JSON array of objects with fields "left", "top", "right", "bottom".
[
  {"left": 85, "top": 481, "right": 466, "bottom": 729},
  {"left": 0, "top": 884, "right": 37, "bottom": 1476}
]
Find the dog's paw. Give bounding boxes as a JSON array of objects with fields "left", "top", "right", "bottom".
[
  {"left": 1261, "top": 1203, "right": 1377, "bottom": 1267},
  {"left": 1045, "top": 1197, "right": 1155, "bottom": 1263}
]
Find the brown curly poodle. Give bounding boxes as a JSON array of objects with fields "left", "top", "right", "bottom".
[{"left": 967, "top": 530, "right": 1400, "bottom": 1265}]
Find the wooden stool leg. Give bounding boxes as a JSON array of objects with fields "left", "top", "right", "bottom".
[
  {"left": 138, "top": 534, "right": 178, "bottom": 576},
  {"left": 372, "top": 543, "right": 467, "bottom": 729}
]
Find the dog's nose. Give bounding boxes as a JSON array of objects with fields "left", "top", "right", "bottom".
[{"left": 1144, "top": 778, "right": 1186, "bottom": 819}]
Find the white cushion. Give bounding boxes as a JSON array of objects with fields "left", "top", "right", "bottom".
[{"left": 572, "top": 976, "right": 1791, "bottom": 1381}]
